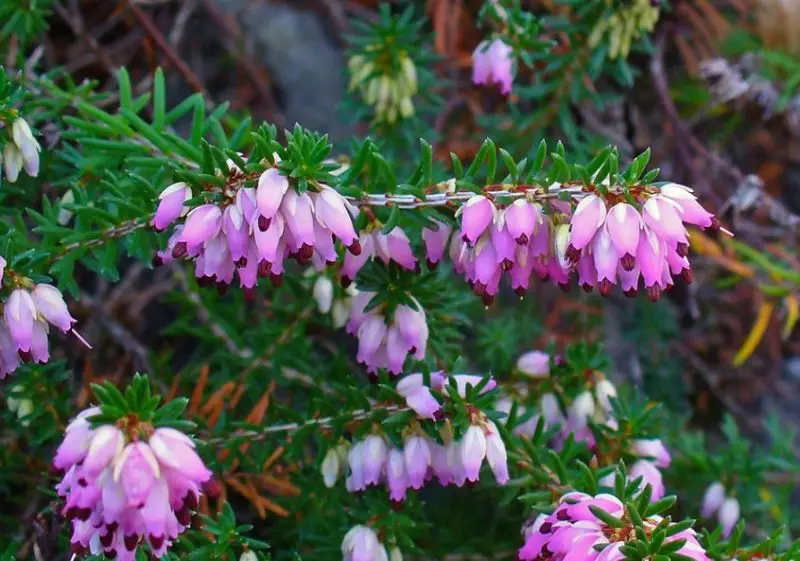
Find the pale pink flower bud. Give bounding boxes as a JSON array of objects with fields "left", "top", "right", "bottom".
[
  {"left": 5, "top": 289, "right": 36, "bottom": 351},
  {"left": 660, "top": 183, "right": 715, "bottom": 228},
  {"left": 0, "top": 256, "right": 5, "bottom": 285},
  {"left": 505, "top": 199, "right": 539, "bottom": 245},
  {"left": 313, "top": 276, "right": 335, "bottom": 314},
  {"left": 3, "top": 142, "right": 22, "bottom": 182},
  {"left": 149, "top": 427, "right": 212, "bottom": 482},
  {"left": 387, "top": 448, "right": 408, "bottom": 502},
  {"left": 458, "top": 195, "right": 495, "bottom": 245},
  {"left": 569, "top": 194, "right": 607, "bottom": 250},
  {"left": 568, "top": 391, "right": 595, "bottom": 431},
  {"left": 30, "top": 321, "right": 49, "bottom": 363},
  {"left": 460, "top": 424, "right": 487, "bottom": 482},
  {"left": 362, "top": 434, "right": 388, "bottom": 486},
  {"left": 630, "top": 460, "right": 664, "bottom": 501},
  {"left": 12, "top": 118, "right": 41, "bottom": 174},
  {"left": 605, "top": 203, "right": 642, "bottom": 266},
  {"left": 631, "top": 439, "right": 671, "bottom": 468},
  {"left": 472, "top": 38, "right": 514, "bottom": 94},
  {"left": 83, "top": 425, "right": 124, "bottom": 475},
  {"left": 718, "top": 497, "right": 740, "bottom": 537},
  {"left": 452, "top": 374, "right": 497, "bottom": 397},
  {"left": 321, "top": 446, "right": 341, "bottom": 488},
  {"left": 342, "top": 525, "right": 381, "bottom": 561},
  {"left": 422, "top": 220, "right": 451, "bottom": 268},
  {"left": 701, "top": 481, "right": 726, "bottom": 518},
  {"left": 256, "top": 168, "right": 290, "bottom": 221},
  {"left": 356, "top": 315, "right": 387, "bottom": 369},
  {"left": 153, "top": 182, "right": 191, "bottom": 231},
  {"left": 484, "top": 421, "right": 508, "bottom": 484},
  {"left": 235, "top": 187, "right": 258, "bottom": 223},
  {"left": 31, "top": 284, "right": 76, "bottom": 332},
  {"left": 222, "top": 205, "right": 250, "bottom": 263},
  {"left": 178, "top": 204, "right": 222, "bottom": 247},
  {"left": 53, "top": 407, "right": 99, "bottom": 470},
  {"left": 516, "top": 350, "right": 550, "bottom": 377},
  {"left": 403, "top": 435, "right": 431, "bottom": 489},
  {"left": 540, "top": 393, "right": 564, "bottom": 427},
  {"left": 116, "top": 442, "right": 160, "bottom": 507},
  {"left": 314, "top": 186, "right": 360, "bottom": 251},
  {"left": 642, "top": 196, "right": 688, "bottom": 244},
  {"left": 594, "top": 379, "right": 617, "bottom": 412}
]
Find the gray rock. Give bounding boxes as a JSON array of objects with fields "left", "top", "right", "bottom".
[{"left": 212, "top": 0, "right": 353, "bottom": 141}]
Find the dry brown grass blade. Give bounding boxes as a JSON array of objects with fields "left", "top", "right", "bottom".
[
  {"left": 165, "top": 373, "right": 181, "bottom": 402},
  {"left": 188, "top": 364, "right": 209, "bottom": 415}
]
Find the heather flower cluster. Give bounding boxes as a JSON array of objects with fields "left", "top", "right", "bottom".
[
  {"left": 2, "top": 117, "right": 41, "bottom": 183},
  {"left": 566, "top": 183, "right": 718, "bottom": 301},
  {"left": 702, "top": 482, "right": 740, "bottom": 537},
  {"left": 323, "top": 419, "right": 508, "bottom": 500},
  {"left": 472, "top": 38, "right": 514, "bottom": 94},
  {"left": 519, "top": 491, "right": 711, "bottom": 561},
  {"left": 1, "top": 260, "right": 83, "bottom": 378},
  {"left": 447, "top": 183, "right": 719, "bottom": 301},
  {"left": 451, "top": 194, "right": 570, "bottom": 304},
  {"left": 345, "top": 291, "right": 428, "bottom": 375},
  {"left": 322, "top": 373, "right": 507, "bottom": 498},
  {"left": 152, "top": 164, "right": 360, "bottom": 296},
  {"left": 53, "top": 407, "right": 213, "bottom": 560}
]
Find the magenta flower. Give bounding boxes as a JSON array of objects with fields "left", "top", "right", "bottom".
[
  {"left": 152, "top": 182, "right": 191, "bottom": 231},
  {"left": 153, "top": 168, "right": 360, "bottom": 292},
  {"left": 422, "top": 219, "right": 452, "bottom": 269},
  {"left": 567, "top": 183, "right": 718, "bottom": 299},
  {"left": 505, "top": 199, "right": 543, "bottom": 245},
  {"left": 458, "top": 195, "right": 496, "bottom": 245},
  {"left": 569, "top": 194, "right": 607, "bottom": 252},
  {"left": 519, "top": 492, "right": 711, "bottom": 561},
  {"left": 472, "top": 38, "right": 514, "bottom": 94},
  {"left": 53, "top": 408, "right": 213, "bottom": 560}
]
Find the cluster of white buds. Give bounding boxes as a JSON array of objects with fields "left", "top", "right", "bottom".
[
  {"left": 2, "top": 117, "right": 40, "bottom": 183},
  {"left": 349, "top": 50, "right": 418, "bottom": 124}
]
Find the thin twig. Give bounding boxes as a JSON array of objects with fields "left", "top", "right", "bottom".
[
  {"left": 125, "top": 0, "right": 212, "bottom": 101},
  {"left": 203, "top": 404, "right": 407, "bottom": 445}
]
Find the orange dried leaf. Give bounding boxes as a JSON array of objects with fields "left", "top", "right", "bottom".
[{"left": 188, "top": 365, "right": 209, "bottom": 415}]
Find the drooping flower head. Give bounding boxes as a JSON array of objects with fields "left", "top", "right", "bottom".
[
  {"left": 519, "top": 490, "right": 710, "bottom": 561},
  {"left": 152, "top": 150, "right": 360, "bottom": 296},
  {"left": 473, "top": 38, "right": 515, "bottom": 94},
  {"left": 0, "top": 263, "right": 86, "bottom": 379},
  {"left": 54, "top": 375, "right": 214, "bottom": 560},
  {"left": 568, "top": 182, "right": 719, "bottom": 300},
  {"left": 345, "top": 291, "right": 428, "bottom": 375}
]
